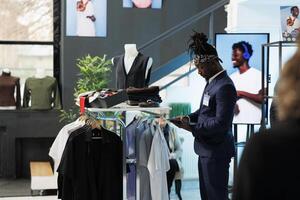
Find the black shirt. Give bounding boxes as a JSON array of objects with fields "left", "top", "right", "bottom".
[{"left": 58, "top": 126, "right": 122, "bottom": 200}]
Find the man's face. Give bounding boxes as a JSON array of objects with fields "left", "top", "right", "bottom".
[
  {"left": 194, "top": 60, "right": 211, "bottom": 80},
  {"left": 232, "top": 48, "right": 245, "bottom": 68},
  {"left": 292, "top": 7, "right": 299, "bottom": 17}
]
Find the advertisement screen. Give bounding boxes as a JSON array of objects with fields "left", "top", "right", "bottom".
[
  {"left": 281, "top": 6, "right": 300, "bottom": 41},
  {"left": 66, "top": 0, "right": 107, "bottom": 37},
  {"left": 215, "top": 33, "right": 269, "bottom": 124}
]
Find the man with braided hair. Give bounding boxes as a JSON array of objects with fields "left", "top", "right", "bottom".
[{"left": 172, "top": 31, "right": 236, "bottom": 200}]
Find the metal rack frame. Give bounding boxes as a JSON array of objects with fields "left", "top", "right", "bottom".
[{"left": 85, "top": 104, "right": 171, "bottom": 200}]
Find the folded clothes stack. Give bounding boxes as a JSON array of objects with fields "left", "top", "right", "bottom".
[
  {"left": 126, "top": 86, "right": 162, "bottom": 107},
  {"left": 77, "top": 89, "right": 128, "bottom": 108}
]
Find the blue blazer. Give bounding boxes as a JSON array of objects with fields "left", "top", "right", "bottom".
[{"left": 188, "top": 71, "right": 236, "bottom": 158}]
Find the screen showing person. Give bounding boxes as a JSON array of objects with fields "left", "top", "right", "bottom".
[
  {"left": 281, "top": 6, "right": 300, "bottom": 41},
  {"left": 230, "top": 41, "right": 263, "bottom": 124},
  {"left": 215, "top": 33, "right": 269, "bottom": 124}
]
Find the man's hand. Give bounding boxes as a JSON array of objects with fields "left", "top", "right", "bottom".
[
  {"left": 237, "top": 91, "right": 244, "bottom": 98},
  {"left": 170, "top": 116, "right": 193, "bottom": 132}
]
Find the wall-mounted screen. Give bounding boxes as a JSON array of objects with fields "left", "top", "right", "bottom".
[{"left": 215, "top": 33, "right": 269, "bottom": 124}]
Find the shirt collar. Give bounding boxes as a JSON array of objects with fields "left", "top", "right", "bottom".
[{"left": 208, "top": 69, "right": 225, "bottom": 84}]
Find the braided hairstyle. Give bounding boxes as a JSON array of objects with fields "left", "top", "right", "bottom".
[{"left": 188, "top": 31, "right": 219, "bottom": 62}]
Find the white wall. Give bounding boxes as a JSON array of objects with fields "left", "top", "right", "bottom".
[{"left": 226, "top": 0, "right": 299, "bottom": 96}]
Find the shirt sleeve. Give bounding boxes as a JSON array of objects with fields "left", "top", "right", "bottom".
[
  {"left": 23, "top": 79, "right": 30, "bottom": 108},
  {"left": 53, "top": 79, "right": 62, "bottom": 109},
  {"left": 15, "top": 78, "right": 21, "bottom": 108},
  {"left": 188, "top": 109, "right": 199, "bottom": 123}
]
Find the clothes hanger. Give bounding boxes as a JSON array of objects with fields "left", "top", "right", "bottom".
[
  {"left": 158, "top": 116, "right": 167, "bottom": 128},
  {"left": 80, "top": 114, "right": 103, "bottom": 140}
]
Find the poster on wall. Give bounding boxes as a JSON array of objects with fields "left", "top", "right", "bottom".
[
  {"left": 215, "top": 33, "right": 269, "bottom": 124},
  {"left": 66, "top": 0, "right": 107, "bottom": 37},
  {"left": 281, "top": 6, "right": 300, "bottom": 41},
  {"left": 123, "top": 0, "right": 162, "bottom": 9}
]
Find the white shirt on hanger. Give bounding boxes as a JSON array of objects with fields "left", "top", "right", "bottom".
[
  {"left": 49, "top": 120, "right": 84, "bottom": 171},
  {"left": 147, "top": 121, "right": 170, "bottom": 200}
]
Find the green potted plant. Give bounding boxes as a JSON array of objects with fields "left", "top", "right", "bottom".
[{"left": 59, "top": 54, "right": 112, "bottom": 123}]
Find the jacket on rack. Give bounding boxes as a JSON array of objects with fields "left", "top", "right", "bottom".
[
  {"left": 126, "top": 117, "right": 170, "bottom": 200},
  {"left": 57, "top": 126, "right": 122, "bottom": 200},
  {"left": 126, "top": 86, "right": 162, "bottom": 104}
]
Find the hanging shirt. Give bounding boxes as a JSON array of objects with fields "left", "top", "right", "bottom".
[
  {"left": 58, "top": 127, "right": 122, "bottom": 200},
  {"left": 49, "top": 120, "right": 84, "bottom": 172},
  {"left": 23, "top": 76, "right": 62, "bottom": 110},
  {"left": 126, "top": 117, "right": 147, "bottom": 200},
  {"left": 126, "top": 117, "right": 142, "bottom": 159},
  {"left": 114, "top": 53, "right": 151, "bottom": 89},
  {"left": 147, "top": 121, "right": 170, "bottom": 200},
  {"left": 138, "top": 119, "right": 153, "bottom": 200}
]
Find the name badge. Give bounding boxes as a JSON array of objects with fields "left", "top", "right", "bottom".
[{"left": 203, "top": 93, "right": 210, "bottom": 107}]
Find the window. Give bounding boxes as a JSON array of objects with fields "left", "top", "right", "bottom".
[
  {"left": 0, "top": 0, "right": 59, "bottom": 100},
  {"left": 0, "top": 0, "right": 53, "bottom": 41}
]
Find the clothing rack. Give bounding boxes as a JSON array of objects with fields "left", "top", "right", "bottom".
[{"left": 84, "top": 103, "right": 171, "bottom": 200}]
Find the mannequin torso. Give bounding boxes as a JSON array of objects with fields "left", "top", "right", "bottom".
[
  {"left": 124, "top": 44, "right": 153, "bottom": 78},
  {"left": 124, "top": 44, "right": 139, "bottom": 74},
  {"left": 0, "top": 69, "right": 21, "bottom": 109},
  {"left": 113, "top": 44, "right": 153, "bottom": 89},
  {"left": 112, "top": 44, "right": 152, "bottom": 78}
]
